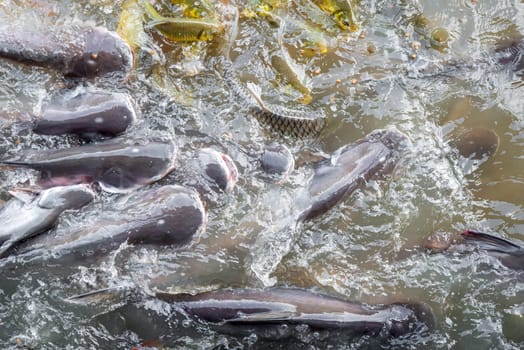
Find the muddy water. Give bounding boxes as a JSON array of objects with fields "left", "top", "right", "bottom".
[{"left": 0, "top": 0, "right": 523, "bottom": 349}]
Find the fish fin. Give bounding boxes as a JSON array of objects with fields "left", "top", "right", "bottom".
[
  {"left": 67, "top": 285, "right": 140, "bottom": 306},
  {"left": 245, "top": 82, "right": 268, "bottom": 111},
  {"left": 8, "top": 187, "right": 40, "bottom": 204},
  {"left": 68, "top": 286, "right": 144, "bottom": 320},
  {"left": 461, "top": 230, "right": 522, "bottom": 252},
  {"left": 226, "top": 311, "right": 295, "bottom": 323},
  {"left": 0, "top": 159, "right": 31, "bottom": 167},
  {"left": 0, "top": 240, "right": 15, "bottom": 259}
]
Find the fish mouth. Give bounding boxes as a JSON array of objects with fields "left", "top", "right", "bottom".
[{"left": 220, "top": 153, "right": 239, "bottom": 192}]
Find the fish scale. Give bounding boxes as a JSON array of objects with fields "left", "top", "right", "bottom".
[{"left": 218, "top": 56, "right": 326, "bottom": 138}]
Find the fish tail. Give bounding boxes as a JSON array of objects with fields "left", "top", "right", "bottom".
[
  {"left": 68, "top": 285, "right": 141, "bottom": 306},
  {"left": 461, "top": 230, "right": 521, "bottom": 252},
  {"left": 0, "top": 159, "right": 30, "bottom": 167},
  {"left": 0, "top": 241, "right": 14, "bottom": 259}
]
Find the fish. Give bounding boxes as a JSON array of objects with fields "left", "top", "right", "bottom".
[
  {"left": 193, "top": 148, "right": 238, "bottom": 193},
  {"left": 260, "top": 143, "right": 294, "bottom": 181},
  {"left": 450, "top": 128, "right": 499, "bottom": 160},
  {"left": 156, "top": 288, "right": 435, "bottom": 337},
  {"left": 169, "top": 148, "right": 238, "bottom": 204},
  {"left": 0, "top": 137, "right": 177, "bottom": 193},
  {"left": 143, "top": 1, "right": 223, "bottom": 42},
  {"left": 312, "top": 0, "right": 359, "bottom": 32},
  {"left": 299, "top": 128, "right": 411, "bottom": 221},
  {"left": 218, "top": 56, "right": 325, "bottom": 138},
  {"left": 0, "top": 184, "right": 95, "bottom": 258},
  {"left": 3, "top": 185, "right": 206, "bottom": 261},
  {"left": 33, "top": 90, "right": 136, "bottom": 138},
  {"left": 0, "top": 23, "right": 132, "bottom": 78},
  {"left": 171, "top": 0, "right": 217, "bottom": 19},
  {"left": 249, "top": 129, "right": 410, "bottom": 285},
  {"left": 460, "top": 230, "right": 524, "bottom": 271}
]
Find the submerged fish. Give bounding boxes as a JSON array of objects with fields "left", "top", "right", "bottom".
[
  {"left": 33, "top": 90, "right": 136, "bottom": 137},
  {"left": 299, "top": 128, "right": 411, "bottom": 221},
  {"left": 0, "top": 138, "right": 177, "bottom": 193},
  {"left": 143, "top": 1, "right": 223, "bottom": 42},
  {"left": 156, "top": 288, "right": 434, "bottom": 337},
  {"left": 0, "top": 23, "right": 132, "bottom": 78},
  {"left": 450, "top": 128, "right": 499, "bottom": 160},
  {"left": 0, "top": 184, "right": 95, "bottom": 258},
  {"left": 312, "top": 0, "right": 359, "bottom": 32},
  {"left": 460, "top": 230, "right": 524, "bottom": 271},
  {"left": 3, "top": 185, "right": 206, "bottom": 261}
]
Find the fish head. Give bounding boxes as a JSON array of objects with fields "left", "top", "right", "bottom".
[
  {"left": 36, "top": 184, "right": 96, "bottom": 210},
  {"left": 196, "top": 148, "right": 238, "bottom": 192},
  {"left": 126, "top": 185, "right": 207, "bottom": 246},
  {"left": 260, "top": 143, "right": 294, "bottom": 179},
  {"left": 65, "top": 27, "right": 133, "bottom": 78},
  {"left": 367, "top": 128, "right": 412, "bottom": 154},
  {"left": 98, "top": 140, "right": 178, "bottom": 193},
  {"left": 36, "top": 90, "right": 136, "bottom": 137},
  {"left": 387, "top": 302, "right": 436, "bottom": 336}
]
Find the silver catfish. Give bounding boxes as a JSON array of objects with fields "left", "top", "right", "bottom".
[
  {"left": 2, "top": 185, "right": 206, "bottom": 262},
  {"left": 0, "top": 184, "right": 95, "bottom": 258},
  {"left": 0, "top": 137, "right": 178, "bottom": 193},
  {"left": 33, "top": 90, "right": 136, "bottom": 138},
  {"left": 298, "top": 128, "right": 411, "bottom": 221}
]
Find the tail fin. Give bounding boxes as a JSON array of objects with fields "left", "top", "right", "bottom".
[
  {"left": 461, "top": 230, "right": 521, "bottom": 253},
  {"left": 68, "top": 285, "right": 141, "bottom": 307},
  {"left": 0, "top": 159, "right": 30, "bottom": 167}
]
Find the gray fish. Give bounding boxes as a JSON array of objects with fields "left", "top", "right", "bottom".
[
  {"left": 450, "top": 128, "right": 499, "bottom": 160},
  {"left": 5, "top": 185, "right": 206, "bottom": 261},
  {"left": 0, "top": 23, "right": 132, "bottom": 78},
  {"left": 157, "top": 288, "right": 435, "bottom": 337},
  {"left": 260, "top": 143, "right": 295, "bottom": 181},
  {"left": 0, "top": 184, "right": 95, "bottom": 258},
  {"left": 0, "top": 138, "right": 177, "bottom": 193},
  {"left": 33, "top": 90, "right": 136, "bottom": 137},
  {"left": 193, "top": 148, "right": 238, "bottom": 193},
  {"left": 460, "top": 230, "right": 524, "bottom": 271},
  {"left": 218, "top": 57, "right": 326, "bottom": 138},
  {"left": 299, "top": 128, "right": 411, "bottom": 221},
  {"left": 172, "top": 148, "right": 238, "bottom": 199}
]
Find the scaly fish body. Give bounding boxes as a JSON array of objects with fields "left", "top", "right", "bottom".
[{"left": 219, "top": 57, "right": 325, "bottom": 138}]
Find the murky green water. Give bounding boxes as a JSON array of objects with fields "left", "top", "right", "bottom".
[{"left": 0, "top": 0, "right": 523, "bottom": 349}]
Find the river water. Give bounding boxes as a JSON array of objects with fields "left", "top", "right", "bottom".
[{"left": 0, "top": 0, "right": 523, "bottom": 349}]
